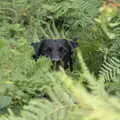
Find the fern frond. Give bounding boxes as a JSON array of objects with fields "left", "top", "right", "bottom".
[
  {"left": 39, "top": 20, "right": 67, "bottom": 39},
  {"left": 99, "top": 56, "right": 120, "bottom": 95},
  {"left": 99, "top": 56, "right": 120, "bottom": 82}
]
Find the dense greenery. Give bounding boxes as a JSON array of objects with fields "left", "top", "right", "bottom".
[{"left": 0, "top": 0, "right": 120, "bottom": 120}]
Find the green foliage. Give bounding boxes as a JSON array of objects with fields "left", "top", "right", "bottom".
[
  {"left": 0, "top": 96, "right": 11, "bottom": 110},
  {"left": 0, "top": 50, "right": 120, "bottom": 120},
  {"left": 99, "top": 56, "right": 120, "bottom": 96},
  {"left": 0, "top": 0, "right": 120, "bottom": 120}
]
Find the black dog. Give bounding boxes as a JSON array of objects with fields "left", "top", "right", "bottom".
[{"left": 32, "top": 39, "right": 78, "bottom": 71}]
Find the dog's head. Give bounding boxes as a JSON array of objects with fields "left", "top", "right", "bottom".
[{"left": 32, "top": 39, "right": 78, "bottom": 70}]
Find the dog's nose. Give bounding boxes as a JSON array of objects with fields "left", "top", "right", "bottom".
[{"left": 52, "top": 56, "right": 60, "bottom": 62}]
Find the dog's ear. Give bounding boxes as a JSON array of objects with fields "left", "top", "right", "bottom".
[
  {"left": 67, "top": 40, "right": 78, "bottom": 51},
  {"left": 31, "top": 40, "right": 44, "bottom": 60},
  {"left": 69, "top": 40, "right": 78, "bottom": 49}
]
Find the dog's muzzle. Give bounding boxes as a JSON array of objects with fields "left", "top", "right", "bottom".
[
  {"left": 51, "top": 57, "right": 63, "bottom": 70},
  {"left": 52, "top": 56, "right": 61, "bottom": 62}
]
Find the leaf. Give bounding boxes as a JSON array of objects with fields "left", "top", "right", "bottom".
[
  {"left": 0, "top": 39, "right": 7, "bottom": 49},
  {"left": 0, "top": 96, "right": 11, "bottom": 109}
]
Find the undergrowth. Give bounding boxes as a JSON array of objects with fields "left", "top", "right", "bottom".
[{"left": 0, "top": 0, "right": 120, "bottom": 120}]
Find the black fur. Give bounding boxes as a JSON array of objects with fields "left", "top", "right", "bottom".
[{"left": 32, "top": 39, "right": 78, "bottom": 71}]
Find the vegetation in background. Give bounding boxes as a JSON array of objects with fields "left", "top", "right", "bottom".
[{"left": 0, "top": 0, "right": 120, "bottom": 120}]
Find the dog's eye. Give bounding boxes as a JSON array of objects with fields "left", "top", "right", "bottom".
[
  {"left": 58, "top": 47, "right": 63, "bottom": 52},
  {"left": 43, "top": 47, "right": 52, "bottom": 54},
  {"left": 46, "top": 47, "right": 52, "bottom": 52}
]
